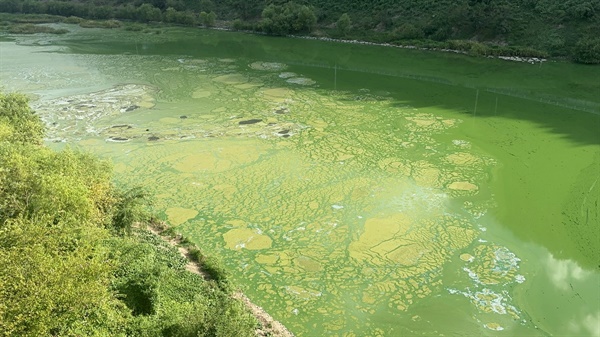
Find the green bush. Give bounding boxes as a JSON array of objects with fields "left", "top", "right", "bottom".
[
  {"left": 112, "top": 187, "right": 150, "bottom": 235},
  {"left": 199, "top": 11, "right": 216, "bottom": 27},
  {"left": 62, "top": 15, "right": 83, "bottom": 24},
  {"left": 393, "top": 23, "right": 424, "bottom": 40},
  {"left": 6, "top": 23, "right": 68, "bottom": 34},
  {"left": 124, "top": 22, "right": 145, "bottom": 31},
  {"left": 336, "top": 13, "right": 351, "bottom": 36},
  {"left": 79, "top": 19, "right": 121, "bottom": 28},
  {"left": 573, "top": 38, "right": 600, "bottom": 64},
  {"left": 137, "top": 3, "right": 162, "bottom": 23},
  {"left": 259, "top": 2, "right": 316, "bottom": 35}
]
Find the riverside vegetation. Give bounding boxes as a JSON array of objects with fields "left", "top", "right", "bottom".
[
  {"left": 0, "top": 0, "right": 599, "bottom": 63},
  {"left": 0, "top": 91, "right": 258, "bottom": 336}
]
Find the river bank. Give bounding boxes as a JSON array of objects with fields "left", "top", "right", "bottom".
[{"left": 146, "top": 224, "right": 296, "bottom": 337}]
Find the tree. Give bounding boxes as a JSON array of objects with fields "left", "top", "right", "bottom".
[
  {"left": 137, "top": 3, "right": 162, "bottom": 23},
  {"left": 0, "top": 217, "right": 128, "bottom": 336},
  {"left": 0, "top": 92, "right": 44, "bottom": 145},
  {"left": 393, "top": 23, "right": 425, "bottom": 40},
  {"left": 260, "top": 2, "right": 316, "bottom": 36},
  {"left": 200, "top": 11, "right": 216, "bottom": 27},
  {"left": 336, "top": 13, "right": 351, "bottom": 36},
  {"left": 199, "top": 0, "right": 215, "bottom": 13},
  {"left": 573, "top": 38, "right": 600, "bottom": 64},
  {"left": 165, "top": 6, "right": 179, "bottom": 22},
  {"left": 0, "top": 0, "right": 21, "bottom": 13}
]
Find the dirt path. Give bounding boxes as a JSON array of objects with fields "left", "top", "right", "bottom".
[{"left": 146, "top": 226, "right": 294, "bottom": 337}]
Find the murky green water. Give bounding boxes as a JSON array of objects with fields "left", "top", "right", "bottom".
[{"left": 2, "top": 25, "right": 599, "bottom": 336}]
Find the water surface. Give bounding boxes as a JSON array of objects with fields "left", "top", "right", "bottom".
[{"left": 1, "top": 25, "right": 599, "bottom": 336}]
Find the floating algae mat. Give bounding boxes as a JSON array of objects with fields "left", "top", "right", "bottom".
[{"left": 2, "top": 26, "right": 599, "bottom": 336}]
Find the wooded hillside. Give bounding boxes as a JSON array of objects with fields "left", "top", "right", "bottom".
[{"left": 0, "top": 1, "right": 598, "bottom": 59}]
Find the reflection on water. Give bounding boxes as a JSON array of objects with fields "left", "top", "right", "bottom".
[
  {"left": 546, "top": 253, "right": 591, "bottom": 291},
  {"left": 1, "top": 27, "right": 598, "bottom": 337}
]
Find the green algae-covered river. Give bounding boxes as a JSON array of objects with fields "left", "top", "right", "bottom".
[{"left": 2, "top": 24, "right": 599, "bottom": 336}]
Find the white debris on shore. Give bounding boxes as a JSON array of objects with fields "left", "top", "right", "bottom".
[{"left": 290, "top": 35, "right": 547, "bottom": 64}]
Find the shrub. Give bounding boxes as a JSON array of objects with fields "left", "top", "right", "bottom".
[
  {"left": 79, "top": 19, "right": 121, "bottom": 29},
  {"left": 573, "top": 38, "right": 600, "bottom": 64},
  {"left": 112, "top": 187, "right": 150, "bottom": 235},
  {"left": 62, "top": 16, "right": 84, "bottom": 24},
  {"left": 260, "top": 2, "right": 316, "bottom": 35},
  {"left": 0, "top": 92, "right": 44, "bottom": 144},
  {"left": 393, "top": 23, "right": 425, "bottom": 40},
  {"left": 200, "top": 11, "right": 216, "bottom": 27},
  {"left": 336, "top": 13, "right": 351, "bottom": 36}
]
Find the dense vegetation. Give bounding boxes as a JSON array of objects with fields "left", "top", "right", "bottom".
[
  {"left": 0, "top": 92, "right": 257, "bottom": 336},
  {"left": 0, "top": 0, "right": 599, "bottom": 63}
]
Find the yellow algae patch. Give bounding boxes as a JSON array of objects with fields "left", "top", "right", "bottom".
[
  {"left": 262, "top": 87, "right": 292, "bottom": 101},
  {"left": 322, "top": 318, "right": 345, "bottom": 331},
  {"left": 169, "top": 143, "right": 262, "bottom": 173},
  {"left": 256, "top": 254, "right": 279, "bottom": 265},
  {"left": 385, "top": 244, "right": 426, "bottom": 266},
  {"left": 138, "top": 94, "right": 155, "bottom": 108},
  {"left": 212, "top": 184, "right": 237, "bottom": 199},
  {"left": 362, "top": 292, "right": 377, "bottom": 304},
  {"left": 337, "top": 153, "right": 354, "bottom": 161},
  {"left": 485, "top": 323, "right": 504, "bottom": 331},
  {"left": 165, "top": 207, "right": 198, "bottom": 226},
  {"left": 159, "top": 117, "right": 182, "bottom": 124},
  {"left": 226, "top": 219, "right": 246, "bottom": 227},
  {"left": 172, "top": 153, "right": 222, "bottom": 172},
  {"left": 350, "top": 186, "right": 370, "bottom": 200},
  {"left": 78, "top": 138, "right": 103, "bottom": 146},
  {"left": 349, "top": 213, "right": 413, "bottom": 262},
  {"left": 308, "top": 201, "right": 319, "bottom": 210},
  {"left": 249, "top": 61, "right": 287, "bottom": 71},
  {"left": 213, "top": 73, "right": 247, "bottom": 84},
  {"left": 468, "top": 245, "right": 520, "bottom": 285},
  {"left": 378, "top": 157, "right": 410, "bottom": 175},
  {"left": 112, "top": 162, "right": 130, "bottom": 174},
  {"left": 448, "top": 181, "right": 478, "bottom": 191},
  {"left": 294, "top": 256, "right": 322, "bottom": 272},
  {"left": 192, "top": 89, "right": 212, "bottom": 98},
  {"left": 407, "top": 117, "right": 437, "bottom": 127},
  {"left": 446, "top": 152, "right": 481, "bottom": 166},
  {"left": 460, "top": 253, "right": 475, "bottom": 262},
  {"left": 413, "top": 166, "right": 441, "bottom": 188},
  {"left": 442, "top": 119, "right": 456, "bottom": 127},
  {"left": 285, "top": 285, "right": 320, "bottom": 299},
  {"left": 235, "top": 83, "right": 262, "bottom": 90},
  {"left": 218, "top": 145, "right": 261, "bottom": 165},
  {"left": 223, "top": 228, "right": 272, "bottom": 250},
  {"left": 307, "top": 119, "right": 328, "bottom": 131}
]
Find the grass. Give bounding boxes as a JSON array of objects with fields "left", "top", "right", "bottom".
[
  {"left": 155, "top": 225, "right": 233, "bottom": 291},
  {"left": 124, "top": 23, "right": 145, "bottom": 32},
  {"left": 0, "top": 13, "right": 63, "bottom": 24},
  {"left": 5, "top": 24, "right": 68, "bottom": 35},
  {"left": 79, "top": 19, "right": 121, "bottom": 29},
  {"left": 62, "top": 16, "right": 84, "bottom": 24}
]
